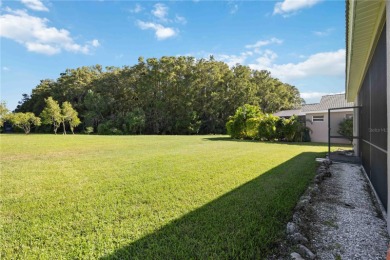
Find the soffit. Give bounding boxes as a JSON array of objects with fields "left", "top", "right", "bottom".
[{"left": 346, "top": 0, "right": 385, "bottom": 102}]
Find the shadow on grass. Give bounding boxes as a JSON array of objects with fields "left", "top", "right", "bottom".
[
  {"left": 202, "top": 136, "right": 329, "bottom": 147},
  {"left": 101, "top": 152, "right": 320, "bottom": 259}
]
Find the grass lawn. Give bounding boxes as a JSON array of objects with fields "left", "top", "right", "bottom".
[{"left": 1, "top": 135, "right": 333, "bottom": 259}]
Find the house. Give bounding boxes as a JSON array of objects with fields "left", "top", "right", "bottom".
[
  {"left": 274, "top": 94, "right": 354, "bottom": 143},
  {"left": 345, "top": 0, "right": 389, "bottom": 229}
]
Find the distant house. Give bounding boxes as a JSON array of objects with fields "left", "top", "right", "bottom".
[
  {"left": 274, "top": 94, "right": 354, "bottom": 143},
  {"left": 345, "top": 0, "right": 388, "bottom": 227}
]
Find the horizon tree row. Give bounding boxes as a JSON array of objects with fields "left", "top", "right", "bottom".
[
  {"left": 15, "top": 56, "right": 304, "bottom": 135},
  {"left": 1, "top": 99, "right": 80, "bottom": 134}
]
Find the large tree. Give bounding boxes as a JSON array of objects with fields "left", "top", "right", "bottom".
[
  {"left": 16, "top": 57, "right": 304, "bottom": 135},
  {"left": 61, "top": 101, "right": 81, "bottom": 134},
  {"left": 9, "top": 112, "right": 41, "bottom": 134},
  {"left": 40, "top": 97, "right": 62, "bottom": 134}
]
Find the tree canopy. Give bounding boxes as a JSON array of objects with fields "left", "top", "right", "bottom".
[
  {"left": 0, "top": 101, "right": 9, "bottom": 128},
  {"left": 40, "top": 97, "right": 62, "bottom": 134},
  {"left": 8, "top": 112, "right": 41, "bottom": 134},
  {"left": 16, "top": 56, "right": 304, "bottom": 135}
]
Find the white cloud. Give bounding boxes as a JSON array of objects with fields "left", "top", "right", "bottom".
[
  {"left": 215, "top": 54, "right": 247, "bottom": 67},
  {"left": 129, "top": 3, "right": 143, "bottom": 13},
  {"left": 25, "top": 42, "right": 60, "bottom": 54},
  {"left": 274, "top": 0, "right": 321, "bottom": 16},
  {"left": 273, "top": 49, "right": 345, "bottom": 80},
  {"left": 229, "top": 4, "right": 238, "bottom": 14},
  {"left": 301, "top": 91, "right": 345, "bottom": 103},
  {"left": 245, "top": 37, "right": 283, "bottom": 49},
  {"left": 313, "top": 28, "right": 334, "bottom": 37},
  {"left": 137, "top": 20, "right": 176, "bottom": 40},
  {"left": 90, "top": 39, "right": 100, "bottom": 47},
  {"left": 0, "top": 9, "right": 99, "bottom": 55},
  {"left": 115, "top": 53, "right": 124, "bottom": 59},
  {"left": 253, "top": 50, "right": 278, "bottom": 67},
  {"left": 175, "top": 15, "right": 187, "bottom": 25},
  {"left": 21, "top": 0, "right": 49, "bottom": 12},
  {"left": 249, "top": 49, "right": 345, "bottom": 81},
  {"left": 241, "top": 51, "right": 253, "bottom": 56},
  {"left": 2, "top": 66, "right": 10, "bottom": 71},
  {"left": 152, "top": 3, "right": 168, "bottom": 21},
  {"left": 301, "top": 92, "right": 330, "bottom": 99}
]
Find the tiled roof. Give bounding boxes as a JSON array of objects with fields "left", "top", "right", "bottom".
[
  {"left": 273, "top": 109, "right": 304, "bottom": 117},
  {"left": 302, "top": 94, "right": 354, "bottom": 112}
]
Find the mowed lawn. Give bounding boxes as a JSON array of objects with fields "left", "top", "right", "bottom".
[{"left": 1, "top": 135, "right": 329, "bottom": 259}]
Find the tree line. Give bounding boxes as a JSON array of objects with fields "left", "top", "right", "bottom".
[
  {"left": 1, "top": 98, "right": 80, "bottom": 134},
  {"left": 14, "top": 56, "right": 304, "bottom": 135}
]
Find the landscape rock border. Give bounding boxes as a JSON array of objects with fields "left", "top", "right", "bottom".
[
  {"left": 267, "top": 158, "right": 389, "bottom": 259},
  {"left": 285, "top": 159, "right": 333, "bottom": 259}
]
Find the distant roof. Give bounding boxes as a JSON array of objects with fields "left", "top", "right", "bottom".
[
  {"left": 274, "top": 94, "right": 354, "bottom": 116},
  {"left": 273, "top": 109, "right": 304, "bottom": 117},
  {"left": 302, "top": 94, "right": 354, "bottom": 112}
]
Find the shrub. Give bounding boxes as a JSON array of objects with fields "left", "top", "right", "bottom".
[
  {"left": 85, "top": 126, "right": 94, "bottom": 134},
  {"left": 125, "top": 108, "right": 146, "bottom": 134},
  {"left": 258, "top": 114, "right": 279, "bottom": 140},
  {"left": 281, "top": 115, "right": 301, "bottom": 142},
  {"left": 226, "top": 104, "right": 262, "bottom": 139},
  {"left": 338, "top": 118, "right": 353, "bottom": 142},
  {"left": 246, "top": 117, "right": 261, "bottom": 139},
  {"left": 97, "top": 121, "right": 122, "bottom": 135}
]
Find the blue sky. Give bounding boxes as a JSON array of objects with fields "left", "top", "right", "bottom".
[{"left": 1, "top": 0, "right": 346, "bottom": 110}]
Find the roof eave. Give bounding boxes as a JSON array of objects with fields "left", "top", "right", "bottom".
[{"left": 345, "top": 0, "right": 386, "bottom": 102}]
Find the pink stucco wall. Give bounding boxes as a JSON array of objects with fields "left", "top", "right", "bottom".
[{"left": 306, "top": 111, "right": 352, "bottom": 144}]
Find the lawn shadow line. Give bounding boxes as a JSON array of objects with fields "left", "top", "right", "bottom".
[
  {"left": 202, "top": 137, "right": 329, "bottom": 147},
  {"left": 100, "top": 152, "right": 320, "bottom": 259}
]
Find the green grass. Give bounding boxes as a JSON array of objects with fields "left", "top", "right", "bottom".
[{"left": 1, "top": 135, "right": 331, "bottom": 259}]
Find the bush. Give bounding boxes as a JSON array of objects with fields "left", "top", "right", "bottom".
[
  {"left": 125, "top": 108, "right": 145, "bottom": 134},
  {"left": 258, "top": 114, "right": 279, "bottom": 140},
  {"left": 280, "top": 115, "right": 301, "bottom": 142},
  {"left": 85, "top": 126, "right": 94, "bottom": 134},
  {"left": 97, "top": 121, "right": 123, "bottom": 135},
  {"left": 246, "top": 117, "right": 261, "bottom": 139},
  {"left": 226, "top": 105, "right": 310, "bottom": 142},
  {"left": 226, "top": 104, "right": 262, "bottom": 139},
  {"left": 338, "top": 118, "right": 353, "bottom": 142}
]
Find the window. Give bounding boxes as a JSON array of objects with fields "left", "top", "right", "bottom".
[
  {"left": 312, "top": 115, "right": 324, "bottom": 122},
  {"left": 346, "top": 114, "right": 353, "bottom": 119}
]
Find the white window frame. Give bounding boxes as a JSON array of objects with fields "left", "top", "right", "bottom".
[
  {"left": 346, "top": 114, "right": 353, "bottom": 119},
  {"left": 312, "top": 115, "right": 324, "bottom": 122}
]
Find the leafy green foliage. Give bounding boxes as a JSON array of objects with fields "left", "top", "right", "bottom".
[
  {"left": 227, "top": 107, "right": 308, "bottom": 142},
  {"left": 84, "top": 126, "right": 94, "bottom": 134},
  {"left": 15, "top": 57, "right": 304, "bottom": 135},
  {"left": 0, "top": 101, "right": 10, "bottom": 128},
  {"left": 40, "top": 97, "right": 81, "bottom": 134},
  {"left": 1, "top": 135, "right": 330, "bottom": 258},
  {"left": 8, "top": 112, "right": 41, "bottom": 134},
  {"left": 338, "top": 118, "right": 353, "bottom": 142},
  {"left": 61, "top": 101, "right": 81, "bottom": 134},
  {"left": 40, "top": 97, "right": 62, "bottom": 134},
  {"left": 125, "top": 108, "right": 145, "bottom": 134},
  {"left": 97, "top": 120, "right": 123, "bottom": 135},
  {"left": 258, "top": 114, "right": 280, "bottom": 140},
  {"left": 226, "top": 104, "right": 262, "bottom": 139},
  {"left": 281, "top": 115, "right": 301, "bottom": 142}
]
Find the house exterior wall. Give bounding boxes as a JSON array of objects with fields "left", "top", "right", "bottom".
[
  {"left": 307, "top": 111, "right": 352, "bottom": 144},
  {"left": 357, "top": 24, "right": 387, "bottom": 211}
]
